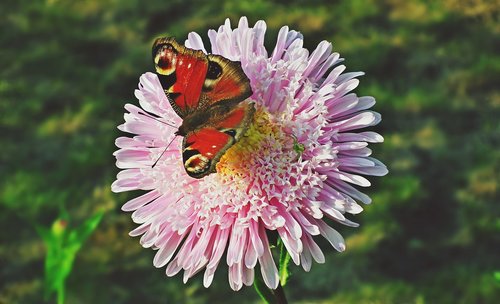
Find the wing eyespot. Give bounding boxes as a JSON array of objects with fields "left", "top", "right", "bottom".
[
  {"left": 206, "top": 61, "right": 222, "bottom": 79},
  {"left": 155, "top": 44, "right": 178, "bottom": 75},
  {"left": 223, "top": 129, "right": 237, "bottom": 137},
  {"left": 184, "top": 153, "right": 211, "bottom": 175},
  {"left": 202, "top": 61, "right": 223, "bottom": 91}
]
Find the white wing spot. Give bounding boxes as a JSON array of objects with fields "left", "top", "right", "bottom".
[{"left": 185, "top": 155, "right": 210, "bottom": 174}]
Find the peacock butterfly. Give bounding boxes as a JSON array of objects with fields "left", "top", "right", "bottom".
[{"left": 152, "top": 37, "right": 255, "bottom": 178}]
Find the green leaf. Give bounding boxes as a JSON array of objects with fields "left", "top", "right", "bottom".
[
  {"left": 71, "top": 211, "right": 105, "bottom": 247},
  {"left": 37, "top": 211, "right": 104, "bottom": 304}
]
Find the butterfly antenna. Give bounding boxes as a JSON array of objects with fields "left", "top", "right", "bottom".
[
  {"left": 138, "top": 111, "right": 177, "bottom": 129},
  {"left": 152, "top": 135, "right": 178, "bottom": 168}
]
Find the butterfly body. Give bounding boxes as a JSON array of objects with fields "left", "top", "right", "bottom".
[
  {"left": 153, "top": 37, "right": 254, "bottom": 178},
  {"left": 175, "top": 99, "right": 241, "bottom": 136}
]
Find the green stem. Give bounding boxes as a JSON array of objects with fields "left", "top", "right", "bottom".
[
  {"left": 254, "top": 276, "right": 289, "bottom": 304},
  {"left": 57, "top": 283, "right": 65, "bottom": 304},
  {"left": 253, "top": 238, "right": 291, "bottom": 303},
  {"left": 254, "top": 276, "right": 274, "bottom": 304}
]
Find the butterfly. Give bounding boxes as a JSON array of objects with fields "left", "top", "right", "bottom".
[{"left": 152, "top": 37, "right": 255, "bottom": 178}]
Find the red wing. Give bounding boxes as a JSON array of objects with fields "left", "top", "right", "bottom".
[
  {"left": 201, "top": 54, "right": 253, "bottom": 106},
  {"left": 153, "top": 37, "right": 208, "bottom": 117},
  {"left": 153, "top": 38, "right": 253, "bottom": 117},
  {"left": 182, "top": 128, "right": 232, "bottom": 178},
  {"left": 181, "top": 101, "right": 255, "bottom": 178}
]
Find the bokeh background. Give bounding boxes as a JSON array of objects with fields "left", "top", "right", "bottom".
[{"left": 1, "top": 0, "right": 499, "bottom": 303}]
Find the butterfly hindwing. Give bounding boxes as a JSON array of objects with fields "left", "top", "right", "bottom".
[{"left": 181, "top": 101, "right": 255, "bottom": 178}]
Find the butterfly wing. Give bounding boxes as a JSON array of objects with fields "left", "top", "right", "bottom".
[
  {"left": 153, "top": 38, "right": 253, "bottom": 117},
  {"left": 181, "top": 101, "right": 255, "bottom": 178},
  {"left": 200, "top": 54, "right": 253, "bottom": 105},
  {"left": 153, "top": 37, "right": 208, "bottom": 117}
]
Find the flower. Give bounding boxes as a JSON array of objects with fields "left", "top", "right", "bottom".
[{"left": 112, "top": 17, "right": 387, "bottom": 291}]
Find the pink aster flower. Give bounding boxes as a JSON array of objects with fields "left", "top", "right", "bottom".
[{"left": 112, "top": 17, "right": 387, "bottom": 291}]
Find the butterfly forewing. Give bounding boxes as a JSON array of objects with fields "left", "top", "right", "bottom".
[{"left": 153, "top": 37, "right": 208, "bottom": 117}]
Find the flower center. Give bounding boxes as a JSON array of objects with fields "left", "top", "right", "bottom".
[{"left": 216, "top": 104, "right": 281, "bottom": 178}]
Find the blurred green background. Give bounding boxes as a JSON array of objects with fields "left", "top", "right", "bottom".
[{"left": 1, "top": 0, "right": 499, "bottom": 303}]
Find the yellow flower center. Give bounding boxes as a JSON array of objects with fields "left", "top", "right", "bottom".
[{"left": 216, "top": 105, "right": 279, "bottom": 177}]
